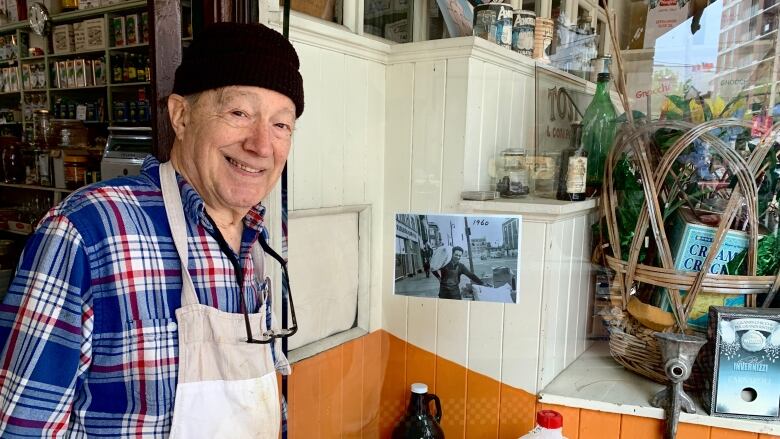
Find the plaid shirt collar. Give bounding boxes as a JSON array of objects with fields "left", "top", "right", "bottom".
[{"left": 141, "top": 156, "right": 266, "bottom": 234}]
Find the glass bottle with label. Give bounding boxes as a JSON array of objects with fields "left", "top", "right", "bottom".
[
  {"left": 582, "top": 72, "right": 617, "bottom": 196},
  {"left": 556, "top": 122, "right": 588, "bottom": 201}
]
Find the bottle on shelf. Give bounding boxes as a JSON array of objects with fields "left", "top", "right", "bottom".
[
  {"left": 392, "top": 383, "right": 444, "bottom": 439},
  {"left": 519, "top": 410, "right": 567, "bottom": 438},
  {"left": 581, "top": 72, "right": 617, "bottom": 196},
  {"left": 556, "top": 122, "right": 588, "bottom": 202}
]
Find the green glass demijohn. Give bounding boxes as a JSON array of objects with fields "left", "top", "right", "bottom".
[
  {"left": 582, "top": 72, "right": 617, "bottom": 195},
  {"left": 392, "top": 383, "right": 444, "bottom": 439}
]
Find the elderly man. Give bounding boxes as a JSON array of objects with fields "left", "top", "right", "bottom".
[{"left": 0, "top": 22, "right": 302, "bottom": 438}]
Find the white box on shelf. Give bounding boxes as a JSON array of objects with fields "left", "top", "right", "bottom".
[
  {"left": 83, "top": 18, "right": 105, "bottom": 50},
  {"left": 73, "top": 22, "right": 86, "bottom": 52},
  {"left": 52, "top": 24, "right": 74, "bottom": 54}
]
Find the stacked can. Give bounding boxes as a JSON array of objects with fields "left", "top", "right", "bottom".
[
  {"left": 473, "top": 3, "right": 514, "bottom": 48},
  {"left": 511, "top": 10, "right": 535, "bottom": 57},
  {"left": 533, "top": 18, "right": 554, "bottom": 63}
]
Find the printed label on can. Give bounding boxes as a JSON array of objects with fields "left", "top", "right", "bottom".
[{"left": 566, "top": 156, "right": 587, "bottom": 193}]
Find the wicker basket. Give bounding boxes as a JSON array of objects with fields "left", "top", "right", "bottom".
[{"left": 600, "top": 119, "right": 780, "bottom": 384}]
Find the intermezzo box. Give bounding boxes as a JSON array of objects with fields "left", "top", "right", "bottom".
[
  {"left": 125, "top": 14, "right": 138, "bottom": 45},
  {"left": 111, "top": 16, "right": 125, "bottom": 47},
  {"left": 655, "top": 207, "right": 750, "bottom": 331},
  {"left": 701, "top": 307, "right": 780, "bottom": 419}
]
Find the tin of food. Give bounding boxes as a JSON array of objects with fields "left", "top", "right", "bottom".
[
  {"left": 473, "top": 3, "right": 514, "bottom": 48},
  {"left": 512, "top": 10, "right": 535, "bottom": 57}
]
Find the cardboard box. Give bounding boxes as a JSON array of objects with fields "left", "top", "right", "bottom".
[
  {"left": 84, "top": 18, "right": 105, "bottom": 50},
  {"left": 52, "top": 24, "right": 74, "bottom": 54},
  {"left": 20, "top": 64, "right": 30, "bottom": 89},
  {"left": 73, "top": 22, "right": 86, "bottom": 52},
  {"left": 125, "top": 14, "right": 138, "bottom": 45},
  {"left": 140, "top": 12, "right": 149, "bottom": 43},
  {"left": 65, "top": 59, "right": 75, "bottom": 88},
  {"left": 78, "top": 0, "right": 100, "bottom": 9},
  {"left": 92, "top": 58, "right": 105, "bottom": 85},
  {"left": 57, "top": 60, "right": 67, "bottom": 88},
  {"left": 9, "top": 66, "right": 18, "bottom": 91},
  {"left": 6, "top": 0, "right": 27, "bottom": 22},
  {"left": 702, "top": 307, "right": 780, "bottom": 420},
  {"left": 643, "top": 0, "right": 691, "bottom": 49},
  {"left": 74, "top": 59, "right": 85, "bottom": 87},
  {"left": 654, "top": 207, "right": 754, "bottom": 331},
  {"left": 31, "top": 62, "right": 44, "bottom": 88},
  {"left": 84, "top": 60, "right": 93, "bottom": 86},
  {"left": 111, "top": 16, "right": 125, "bottom": 47}
]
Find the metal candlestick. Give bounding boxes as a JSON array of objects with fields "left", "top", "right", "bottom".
[{"left": 650, "top": 332, "right": 707, "bottom": 439}]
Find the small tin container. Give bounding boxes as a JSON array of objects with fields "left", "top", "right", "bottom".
[
  {"left": 512, "top": 10, "right": 535, "bottom": 57},
  {"left": 473, "top": 3, "right": 514, "bottom": 48},
  {"left": 533, "top": 17, "right": 554, "bottom": 63}
]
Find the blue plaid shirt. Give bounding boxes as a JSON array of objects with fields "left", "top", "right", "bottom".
[{"left": 0, "top": 157, "right": 278, "bottom": 438}]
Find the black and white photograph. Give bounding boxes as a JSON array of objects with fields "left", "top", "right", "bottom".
[{"left": 394, "top": 213, "right": 522, "bottom": 303}]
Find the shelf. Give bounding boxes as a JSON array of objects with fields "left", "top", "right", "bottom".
[
  {"left": 50, "top": 85, "right": 107, "bottom": 92},
  {"left": 48, "top": 48, "right": 107, "bottom": 60},
  {"left": 0, "top": 91, "right": 20, "bottom": 96},
  {"left": 108, "top": 81, "right": 150, "bottom": 88},
  {"left": 539, "top": 342, "right": 780, "bottom": 435},
  {"left": 109, "top": 42, "right": 150, "bottom": 51},
  {"left": 459, "top": 195, "right": 598, "bottom": 221},
  {"left": 51, "top": 1, "right": 147, "bottom": 24},
  {"left": 20, "top": 55, "right": 46, "bottom": 62},
  {"left": 0, "top": 58, "right": 16, "bottom": 66},
  {"left": 0, "top": 122, "right": 21, "bottom": 125},
  {"left": 0, "top": 183, "right": 72, "bottom": 194}
]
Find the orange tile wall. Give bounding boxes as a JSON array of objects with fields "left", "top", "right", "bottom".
[{"left": 287, "top": 330, "right": 779, "bottom": 438}]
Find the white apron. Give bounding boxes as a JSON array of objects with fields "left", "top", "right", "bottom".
[{"left": 160, "top": 162, "right": 282, "bottom": 439}]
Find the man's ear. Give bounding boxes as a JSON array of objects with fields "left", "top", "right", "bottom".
[{"left": 168, "top": 94, "right": 190, "bottom": 141}]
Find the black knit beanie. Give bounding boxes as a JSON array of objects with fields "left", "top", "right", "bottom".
[{"left": 172, "top": 22, "right": 304, "bottom": 118}]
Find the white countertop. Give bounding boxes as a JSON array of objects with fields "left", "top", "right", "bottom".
[
  {"left": 539, "top": 342, "right": 780, "bottom": 435},
  {"left": 459, "top": 196, "right": 598, "bottom": 221}
]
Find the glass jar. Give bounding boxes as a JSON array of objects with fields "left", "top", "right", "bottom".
[
  {"left": 32, "top": 109, "right": 51, "bottom": 149},
  {"left": 496, "top": 148, "right": 529, "bottom": 198},
  {"left": 64, "top": 155, "right": 89, "bottom": 189}
]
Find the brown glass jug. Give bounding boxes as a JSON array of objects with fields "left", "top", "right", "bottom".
[{"left": 391, "top": 383, "right": 444, "bottom": 439}]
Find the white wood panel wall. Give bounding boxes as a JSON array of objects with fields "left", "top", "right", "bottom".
[
  {"left": 383, "top": 37, "right": 594, "bottom": 395},
  {"left": 287, "top": 17, "right": 389, "bottom": 333},
  {"left": 286, "top": 14, "right": 596, "bottom": 395}
]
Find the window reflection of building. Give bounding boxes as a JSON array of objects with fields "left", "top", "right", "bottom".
[
  {"left": 395, "top": 214, "right": 425, "bottom": 279},
  {"left": 502, "top": 218, "right": 519, "bottom": 256},
  {"left": 713, "top": 0, "right": 780, "bottom": 110},
  {"left": 471, "top": 237, "right": 488, "bottom": 258}
]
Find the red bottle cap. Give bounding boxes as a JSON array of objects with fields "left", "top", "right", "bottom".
[{"left": 537, "top": 410, "right": 563, "bottom": 430}]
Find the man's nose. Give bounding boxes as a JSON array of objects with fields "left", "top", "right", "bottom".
[{"left": 244, "top": 123, "right": 274, "bottom": 156}]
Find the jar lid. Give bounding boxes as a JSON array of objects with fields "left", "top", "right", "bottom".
[{"left": 537, "top": 410, "right": 563, "bottom": 430}]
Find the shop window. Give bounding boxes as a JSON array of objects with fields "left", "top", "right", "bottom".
[
  {"left": 286, "top": 0, "right": 343, "bottom": 24},
  {"left": 364, "top": 0, "right": 413, "bottom": 42}
]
